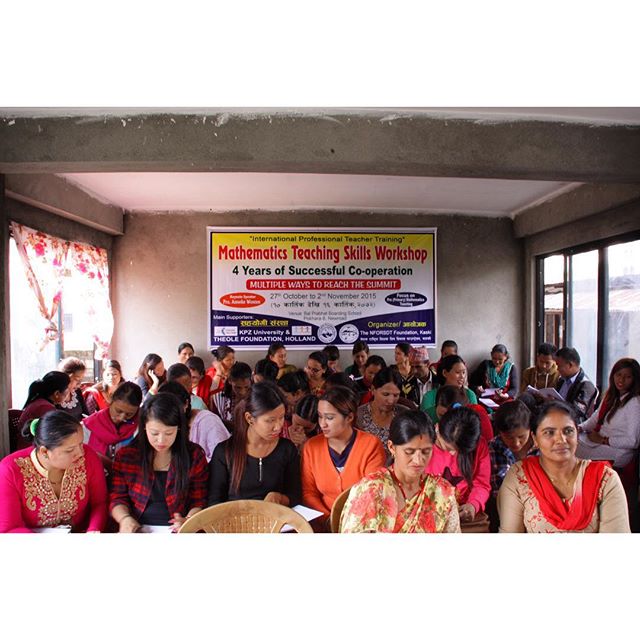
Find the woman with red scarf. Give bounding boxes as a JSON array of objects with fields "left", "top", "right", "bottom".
[{"left": 497, "top": 401, "right": 629, "bottom": 533}]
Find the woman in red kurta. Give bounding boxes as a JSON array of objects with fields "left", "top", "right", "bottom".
[
  {"left": 426, "top": 406, "right": 491, "bottom": 524},
  {"left": 0, "top": 411, "right": 108, "bottom": 533}
]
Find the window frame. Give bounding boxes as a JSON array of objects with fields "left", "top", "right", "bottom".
[{"left": 535, "top": 229, "right": 640, "bottom": 390}]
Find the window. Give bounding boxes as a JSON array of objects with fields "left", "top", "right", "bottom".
[
  {"left": 536, "top": 234, "right": 640, "bottom": 390},
  {"left": 9, "top": 225, "right": 113, "bottom": 408}
]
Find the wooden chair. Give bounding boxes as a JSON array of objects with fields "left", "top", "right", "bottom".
[
  {"left": 177, "top": 500, "right": 313, "bottom": 533},
  {"left": 330, "top": 487, "right": 352, "bottom": 533}
]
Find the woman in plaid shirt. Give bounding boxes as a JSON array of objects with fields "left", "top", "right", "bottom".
[{"left": 110, "top": 393, "right": 208, "bottom": 532}]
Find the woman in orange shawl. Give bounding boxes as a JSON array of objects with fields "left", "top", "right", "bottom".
[{"left": 497, "top": 401, "right": 629, "bottom": 533}]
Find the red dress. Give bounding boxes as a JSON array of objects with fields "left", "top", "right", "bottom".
[{"left": 0, "top": 445, "right": 108, "bottom": 533}]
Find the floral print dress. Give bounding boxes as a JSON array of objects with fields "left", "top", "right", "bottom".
[{"left": 339, "top": 467, "right": 461, "bottom": 533}]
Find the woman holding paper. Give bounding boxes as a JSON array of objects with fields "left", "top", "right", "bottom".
[
  {"left": 470, "top": 344, "right": 519, "bottom": 402},
  {"left": 340, "top": 410, "right": 461, "bottom": 533},
  {"left": 0, "top": 411, "right": 108, "bottom": 533},
  {"left": 302, "top": 385, "right": 386, "bottom": 521},
  {"left": 576, "top": 358, "right": 640, "bottom": 468},
  {"left": 207, "top": 382, "right": 301, "bottom": 507},
  {"left": 110, "top": 393, "right": 209, "bottom": 533},
  {"left": 426, "top": 406, "right": 491, "bottom": 526},
  {"left": 497, "top": 401, "right": 629, "bottom": 533}
]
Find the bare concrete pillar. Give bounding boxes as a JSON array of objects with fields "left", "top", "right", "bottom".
[{"left": 0, "top": 174, "right": 11, "bottom": 458}]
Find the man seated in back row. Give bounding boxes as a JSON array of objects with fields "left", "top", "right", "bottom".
[
  {"left": 519, "top": 342, "right": 560, "bottom": 393},
  {"left": 554, "top": 347, "right": 597, "bottom": 422}
]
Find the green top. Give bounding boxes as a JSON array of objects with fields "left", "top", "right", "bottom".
[{"left": 420, "top": 386, "right": 478, "bottom": 421}]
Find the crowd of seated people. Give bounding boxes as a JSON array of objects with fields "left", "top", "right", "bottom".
[{"left": 1, "top": 338, "right": 637, "bottom": 534}]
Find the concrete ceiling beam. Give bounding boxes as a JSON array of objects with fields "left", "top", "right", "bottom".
[
  {"left": 1, "top": 112, "right": 640, "bottom": 182},
  {"left": 513, "top": 183, "right": 640, "bottom": 238},
  {"left": 4, "top": 174, "right": 124, "bottom": 235}
]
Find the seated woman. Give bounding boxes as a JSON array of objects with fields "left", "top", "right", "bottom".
[
  {"left": 489, "top": 400, "right": 537, "bottom": 496},
  {"left": 286, "top": 394, "right": 320, "bottom": 450},
  {"left": 158, "top": 382, "right": 230, "bottom": 463},
  {"left": 82, "top": 381, "right": 142, "bottom": 469},
  {"left": 389, "top": 342, "right": 420, "bottom": 406},
  {"left": 430, "top": 385, "right": 493, "bottom": 443},
  {"left": 166, "top": 363, "right": 208, "bottom": 411},
  {"left": 576, "top": 358, "right": 640, "bottom": 468},
  {"left": 357, "top": 368, "right": 408, "bottom": 460},
  {"left": 0, "top": 411, "right": 107, "bottom": 533},
  {"left": 420, "top": 355, "right": 478, "bottom": 413},
  {"left": 340, "top": 411, "right": 460, "bottom": 533},
  {"left": 110, "top": 393, "right": 209, "bottom": 533},
  {"left": 18, "top": 371, "right": 71, "bottom": 432},
  {"left": 208, "top": 382, "right": 301, "bottom": 506},
  {"left": 277, "top": 370, "right": 311, "bottom": 419},
  {"left": 344, "top": 340, "right": 369, "bottom": 379},
  {"left": 58, "top": 357, "right": 89, "bottom": 421},
  {"left": 305, "top": 351, "right": 330, "bottom": 397},
  {"left": 355, "top": 354, "right": 387, "bottom": 404},
  {"left": 497, "top": 401, "right": 630, "bottom": 533},
  {"left": 83, "top": 359, "right": 124, "bottom": 414},
  {"left": 470, "top": 344, "right": 519, "bottom": 402},
  {"left": 301, "top": 386, "right": 386, "bottom": 522},
  {"left": 185, "top": 356, "right": 214, "bottom": 407},
  {"left": 426, "top": 406, "right": 491, "bottom": 525},
  {"left": 177, "top": 342, "right": 195, "bottom": 365},
  {"left": 253, "top": 358, "right": 279, "bottom": 384},
  {"left": 210, "top": 362, "right": 253, "bottom": 430},
  {"left": 135, "top": 353, "right": 167, "bottom": 400},
  {"left": 206, "top": 346, "right": 236, "bottom": 395},
  {"left": 267, "top": 342, "right": 297, "bottom": 380},
  {"left": 322, "top": 345, "right": 341, "bottom": 373}
]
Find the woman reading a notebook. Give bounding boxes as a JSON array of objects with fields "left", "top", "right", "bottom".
[{"left": 0, "top": 411, "right": 108, "bottom": 533}]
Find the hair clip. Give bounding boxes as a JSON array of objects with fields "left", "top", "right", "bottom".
[
  {"left": 452, "top": 402, "right": 462, "bottom": 409},
  {"left": 30, "top": 418, "right": 40, "bottom": 436}
]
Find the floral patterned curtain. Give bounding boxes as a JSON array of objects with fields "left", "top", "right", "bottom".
[
  {"left": 10, "top": 222, "right": 114, "bottom": 358},
  {"left": 66, "top": 240, "right": 114, "bottom": 359},
  {"left": 10, "top": 222, "right": 69, "bottom": 349}
]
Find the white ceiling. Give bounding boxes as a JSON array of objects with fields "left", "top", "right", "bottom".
[
  {"left": 47, "top": 108, "right": 637, "bottom": 218},
  {"left": 60, "top": 172, "right": 580, "bottom": 218}
]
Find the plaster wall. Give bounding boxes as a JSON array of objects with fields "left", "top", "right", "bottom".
[{"left": 111, "top": 211, "right": 523, "bottom": 381}]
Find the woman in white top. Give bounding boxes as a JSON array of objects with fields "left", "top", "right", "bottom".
[{"left": 576, "top": 358, "right": 640, "bottom": 468}]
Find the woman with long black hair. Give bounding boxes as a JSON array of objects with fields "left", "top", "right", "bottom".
[
  {"left": 207, "top": 382, "right": 301, "bottom": 506},
  {"left": 109, "top": 393, "right": 208, "bottom": 532}
]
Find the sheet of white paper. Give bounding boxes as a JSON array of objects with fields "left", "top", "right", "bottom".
[
  {"left": 34, "top": 526, "right": 72, "bottom": 534},
  {"left": 479, "top": 397, "right": 500, "bottom": 409},
  {"left": 280, "top": 505, "right": 324, "bottom": 533},
  {"left": 139, "top": 525, "right": 174, "bottom": 534},
  {"left": 481, "top": 388, "right": 500, "bottom": 397},
  {"left": 526, "top": 385, "right": 564, "bottom": 401}
]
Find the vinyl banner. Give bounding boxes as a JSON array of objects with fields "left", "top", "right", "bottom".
[{"left": 208, "top": 228, "right": 437, "bottom": 349}]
